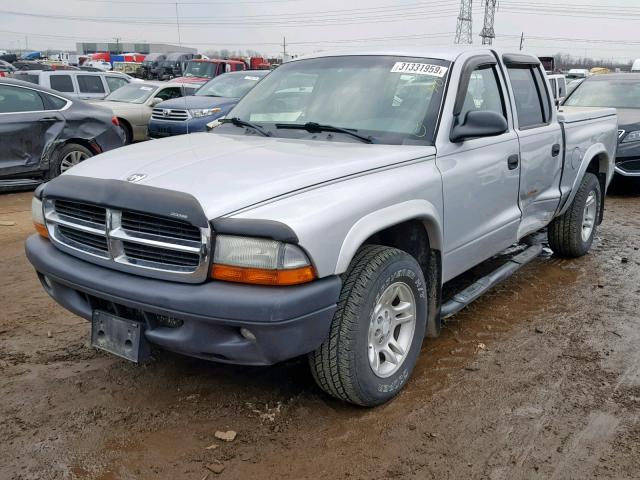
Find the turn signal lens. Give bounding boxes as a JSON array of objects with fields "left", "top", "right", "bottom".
[
  {"left": 31, "top": 197, "right": 48, "bottom": 238},
  {"left": 34, "top": 222, "right": 49, "bottom": 239},
  {"left": 211, "top": 264, "right": 315, "bottom": 286}
]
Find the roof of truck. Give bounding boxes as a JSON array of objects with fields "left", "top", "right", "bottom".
[{"left": 294, "top": 47, "right": 527, "bottom": 63}]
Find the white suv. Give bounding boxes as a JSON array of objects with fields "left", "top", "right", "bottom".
[{"left": 10, "top": 70, "right": 130, "bottom": 100}]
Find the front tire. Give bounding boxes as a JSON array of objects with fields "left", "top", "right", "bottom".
[
  {"left": 47, "top": 143, "right": 93, "bottom": 180},
  {"left": 309, "top": 245, "right": 427, "bottom": 406},
  {"left": 548, "top": 172, "right": 601, "bottom": 257}
]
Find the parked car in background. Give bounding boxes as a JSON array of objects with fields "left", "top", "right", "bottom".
[
  {"left": 0, "top": 78, "right": 123, "bottom": 190},
  {"left": 92, "top": 81, "right": 196, "bottom": 144},
  {"left": 10, "top": 70, "right": 131, "bottom": 100},
  {"left": 141, "top": 53, "right": 166, "bottom": 80},
  {"left": 12, "top": 61, "right": 52, "bottom": 71},
  {"left": 566, "top": 68, "right": 590, "bottom": 80},
  {"left": 158, "top": 53, "right": 196, "bottom": 80},
  {"left": 563, "top": 73, "right": 640, "bottom": 186},
  {"left": 26, "top": 49, "right": 617, "bottom": 406},
  {"left": 79, "top": 66, "right": 103, "bottom": 72},
  {"left": 0, "top": 60, "right": 16, "bottom": 77},
  {"left": 547, "top": 74, "right": 567, "bottom": 105},
  {"left": 171, "top": 59, "right": 247, "bottom": 86},
  {"left": 148, "top": 70, "right": 267, "bottom": 138},
  {"left": 85, "top": 60, "right": 113, "bottom": 71}
]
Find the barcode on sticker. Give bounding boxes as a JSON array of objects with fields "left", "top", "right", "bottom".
[{"left": 390, "top": 62, "right": 448, "bottom": 77}]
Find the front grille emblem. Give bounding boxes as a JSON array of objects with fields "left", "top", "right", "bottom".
[{"left": 126, "top": 173, "right": 147, "bottom": 183}]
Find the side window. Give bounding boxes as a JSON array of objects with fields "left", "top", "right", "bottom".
[
  {"left": 0, "top": 85, "right": 45, "bottom": 113},
  {"left": 507, "top": 67, "right": 548, "bottom": 129},
  {"left": 549, "top": 78, "right": 558, "bottom": 98},
  {"left": 77, "top": 75, "right": 106, "bottom": 94},
  {"left": 49, "top": 75, "right": 74, "bottom": 93},
  {"left": 105, "top": 76, "right": 128, "bottom": 92},
  {"left": 155, "top": 87, "right": 183, "bottom": 101},
  {"left": 459, "top": 66, "right": 505, "bottom": 121},
  {"left": 558, "top": 78, "right": 566, "bottom": 98}
]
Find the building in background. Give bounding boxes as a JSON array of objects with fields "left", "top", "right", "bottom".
[{"left": 76, "top": 42, "right": 196, "bottom": 55}]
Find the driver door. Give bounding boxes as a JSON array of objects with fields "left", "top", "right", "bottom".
[{"left": 436, "top": 61, "right": 522, "bottom": 281}]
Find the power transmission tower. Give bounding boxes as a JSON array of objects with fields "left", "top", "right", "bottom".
[
  {"left": 480, "top": 0, "right": 497, "bottom": 45},
  {"left": 455, "top": 0, "right": 473, "bottom": 44}
]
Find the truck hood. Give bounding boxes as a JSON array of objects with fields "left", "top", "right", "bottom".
[
  {"left": 155, "top": 95, "right": 238, "bottom": 110},
  {"left": 65, "top": 132, "right": 436, "bottom": 219}
]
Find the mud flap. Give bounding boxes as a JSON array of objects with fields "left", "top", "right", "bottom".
[{"left": 91, "top": 311, "right": 151, "bottom": 363}]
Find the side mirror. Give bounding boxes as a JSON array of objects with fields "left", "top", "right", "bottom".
[
  {"left": 150, "top": 97, "right": 163, "bottom": 107},
  {"left": 450, "top": 110, "right": 508, "bottom": 143}
]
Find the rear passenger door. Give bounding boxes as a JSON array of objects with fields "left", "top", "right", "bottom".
[
  {"left": 0, "top": 84, "right": 65, "bottom": 178},
  {"left": 503, "top": 58, "right": 563, "bottom": 237},
  {"left": 76, "top": 74, "right": 107, "bottom": 99}
]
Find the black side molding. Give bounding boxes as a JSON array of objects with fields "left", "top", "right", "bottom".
[
  {"left": 211, "top": 218, "right": 299, "bottom": 243},
  {"left": 42, "top": 175, "right": 210, "bottom": 228},
  {"left": 502, "top": 53, "right": 541, "bottom": 67}
]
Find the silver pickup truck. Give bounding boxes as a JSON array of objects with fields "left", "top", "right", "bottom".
[{"left": 26, "top": 48, "right": 618, "bottom": 406}]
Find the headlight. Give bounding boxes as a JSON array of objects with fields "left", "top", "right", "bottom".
[
  {"left": 622, "top": 130, "right": 640, "bottom": 143},
  {"left": 189, "top": 107, "right": 222, "bottom": 118},
  {"left": 211, "top": 235, "right": 315, "bottom": 286},
  {"left": 32, "top": 197, "right": 48, "bottom": 238}
]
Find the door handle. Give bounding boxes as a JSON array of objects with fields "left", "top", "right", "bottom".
[
  {"left": 551, "top": 144, "right": 561, "bottom": 157},
  {"left": 507, "top": 154, "right": 519, "bottom": 170},
  {"left": 38, "top": 117, "right": 58, "bottom": 122}
]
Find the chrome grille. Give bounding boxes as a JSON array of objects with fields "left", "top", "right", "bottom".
[
  {"left": 151, "top": 107, "right": 190, "bottom": 121},
  {"left": 44, "top": 198, "right": 210, "bottom": 283}
]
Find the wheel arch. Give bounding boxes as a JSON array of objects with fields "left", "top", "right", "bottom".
[{"left": 335, "top": 200, "right": 443, "bottom": 338}]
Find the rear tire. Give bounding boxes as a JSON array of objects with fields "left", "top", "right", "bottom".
[
  {"left": 548, "top": 172, "right": 601, "bottom": 257},
  {"left": 47, "top": 143, "right": 93, "bottom": 180},
  {"left": 309, "top": 245, "right": 427, "bottom": 406},
  {"left": 117, "top": 120, "right": 133, "bottom": 145}
]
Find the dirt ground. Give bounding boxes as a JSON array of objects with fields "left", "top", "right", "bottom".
[{"left": 1, "top": 190, "right": 640, "bottom": 480}]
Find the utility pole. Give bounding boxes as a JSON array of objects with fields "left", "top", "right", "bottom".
[
  {"left": 113, "top": 37, "right": 121, "bottom": 54},
  {"left": 25, "top": 35, "right": 28, "bottom": 51},
  {"left": 480, "top": 0, "right": 497, "bottom": 45},
  {"left": 175, "top": 2, "right": 182, "bottom": 45},
  {"left": 519, "top": 32, "right": 524, "bottom": 51},
  {"left": 454, "top": 0, "right": 473, "bottom": 44},
  {"left": 282, "top": 37, "right": 287, "bottom": 62}
]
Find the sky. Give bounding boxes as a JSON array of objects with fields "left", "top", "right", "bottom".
[{"left": 0, "top": 0, "right": 639, "bottom": 61}]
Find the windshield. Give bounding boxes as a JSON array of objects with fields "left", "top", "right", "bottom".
[
  {"left": 226, "top": 55, "right": 450, "bottom": 145},
  {"left": 196, "top": 73, "right": 264, "bottom": 98},
  {"left": 184, "top": 61, "right": 217, "bottom": 78},
  {"left": 564, "top": 79, "right": 640, "bottom": 108},
  {"left": 105, "top": 83, "right": 158, "bottom": 103}
]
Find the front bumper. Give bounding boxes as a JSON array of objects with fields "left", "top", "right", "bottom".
[
  {"left": 148, "top": 117, "right": 211, "bottom": 138},
  {"left": 26, "top": 235, "right": 341, "bottom": 365},
  {"left": 615, "top": 142, "right": 640, "bottom": 177}
]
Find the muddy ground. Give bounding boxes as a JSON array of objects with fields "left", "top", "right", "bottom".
[{"left": 1, "top": 190, "right": 640, "bottom": 480}]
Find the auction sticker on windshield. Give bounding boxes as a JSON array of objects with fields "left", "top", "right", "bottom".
[{"left": 390, "top": 62, "right": 448, "bottom": 77}]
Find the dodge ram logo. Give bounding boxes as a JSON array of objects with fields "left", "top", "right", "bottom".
[{"left": 126, "top": 173, "right": 147, "bottom": 183}]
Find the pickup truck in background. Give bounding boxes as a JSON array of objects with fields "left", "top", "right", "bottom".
[{"left": 26, "top": 48, "right": 618, "bottom": 406}]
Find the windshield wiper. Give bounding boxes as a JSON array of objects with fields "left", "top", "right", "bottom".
[
  {"left": 275, "top": 122, "right": 376, "bottom": 144},
  {"left": 220, "top": 117, "right": 271, "bottom": 137}
]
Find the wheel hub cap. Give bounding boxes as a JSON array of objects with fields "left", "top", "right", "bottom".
[
  {"left": 60, "top": 150, "right": 89, "bottom": 173},
  {"left": 367, "top": 282, "right": 417, "bottom": 378},
  {"left": 581, "top": 190, "right": 597, "bottom": 242}
]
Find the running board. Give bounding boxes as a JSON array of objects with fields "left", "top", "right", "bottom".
[{"left": 440, "top": 243, "right": 543, "bottom": 320}]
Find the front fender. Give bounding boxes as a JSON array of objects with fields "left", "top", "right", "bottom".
[{"left": 335, "top": 200, "right": 443, "bottom": 274}]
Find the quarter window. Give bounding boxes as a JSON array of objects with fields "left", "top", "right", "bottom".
[
  {"left": 49, "top": 75, "right": 74, "bottom": 93},
  {"left": 0, "top": 85, "right": 44, "bottom": 113},
  {"left": 507, "top": 67, "right": 548, "bottom": 129},
  {"left": 77, "top": 75, "right": 105, "bottom": 94}
]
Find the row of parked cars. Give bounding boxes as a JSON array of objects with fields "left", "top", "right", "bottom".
[{"left": 0, "top": 68, "right": 268, "bottom": 189}]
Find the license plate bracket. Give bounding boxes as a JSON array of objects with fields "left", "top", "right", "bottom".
[{"left": 91, "top": 311, "right": 151, "bottom": 363}]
